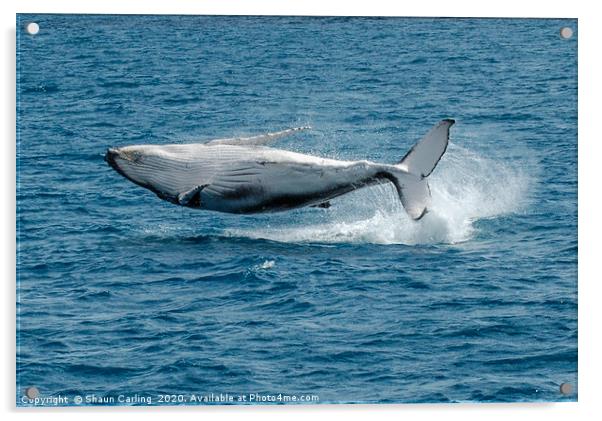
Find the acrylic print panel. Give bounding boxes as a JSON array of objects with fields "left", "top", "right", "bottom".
[{"left": 16, "top": 14, "right": 577, "bottom": 406}]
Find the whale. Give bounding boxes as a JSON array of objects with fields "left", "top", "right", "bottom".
[{"left": 105, "top": 119, "right": 454, "bottom": 220}]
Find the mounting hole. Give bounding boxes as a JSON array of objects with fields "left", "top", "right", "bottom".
[
  {"left": 25, "top": 386, "right": 39, "bottom": 399},
  {"left": 26, "top": 22, "right": 39, "bottom": 35},
  {"left": 560, "top": 27, "right": 573, "bottom": 39},
  {"left": 559, "top": 382, "right": 573, "bottom": 395}
]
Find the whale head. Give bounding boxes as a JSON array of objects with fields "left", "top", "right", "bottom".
[{"left": 105, "top": 145, "right": 187, "bottom": 204}]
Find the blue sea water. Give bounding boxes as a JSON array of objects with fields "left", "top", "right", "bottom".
[{"left": 16, "top": 15, "right": 577, "bottom": 405}]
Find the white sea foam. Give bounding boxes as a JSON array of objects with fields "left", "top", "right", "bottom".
[
  {"left": 255, "top": 260, "right": 276, "bottom": 270},
  {"left": 227, "top": 144, "right": 532, "bottom": 245}
]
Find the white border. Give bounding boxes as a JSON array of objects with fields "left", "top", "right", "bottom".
[
  {"left": 3, "top": 1, "right": 600, "bottom": 420},
  {"left": 4, "top": 0, "right": 584, "bottom": 17}
]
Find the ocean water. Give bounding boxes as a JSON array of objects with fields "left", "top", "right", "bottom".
[{"left": 16, "top": 15, "right": 577, "bottom": 405}]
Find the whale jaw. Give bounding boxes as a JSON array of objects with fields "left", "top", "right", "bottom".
[{"left": 104, "top": 147, "right": 182, "bottom": 205}]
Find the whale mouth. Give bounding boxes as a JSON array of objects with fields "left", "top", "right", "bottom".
[
  {"left": 105, "top": 148, "right": 132, "bottom": 181},
  {"left": 105, "top": 148, "right": 120, "bottom": 169},
  {"left": 105, "top": 147, "right": 147, "bottom": 189},
  {"left": 105, "top": 147, "right": 180, "bottom": 205}
]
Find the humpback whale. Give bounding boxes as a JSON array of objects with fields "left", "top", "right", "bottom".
[{"left": 105, "top": 119, "right": 454, "bottom": 220}]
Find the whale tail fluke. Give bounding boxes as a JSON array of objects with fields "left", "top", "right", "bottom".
[
  {"left": 389, "top": 119, "right": 454, "bottom": 220},
  {"left": 397, "top": 119, "right": 454, "bottom": 177}
]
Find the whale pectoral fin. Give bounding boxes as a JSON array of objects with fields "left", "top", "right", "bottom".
[
  {"left": 205, "top": 126, "right": 311, "bottom": 146},
  {"left": 177, "top": 184, "right": 208, "bottom": 208},
  {"left": 310, "top": 201, "right": 331, "bottom": 209}
]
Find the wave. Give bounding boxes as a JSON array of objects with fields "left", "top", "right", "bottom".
[{"left": 226, "top": 144, "right": 532, "bottom": 245}]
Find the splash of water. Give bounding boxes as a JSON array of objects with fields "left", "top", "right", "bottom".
[
  {"left": 227, "top": 144, "right": 531, "bottom": 245},
  {"left": 254, "top": 260, "right": 276, "bottom": 270}
]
